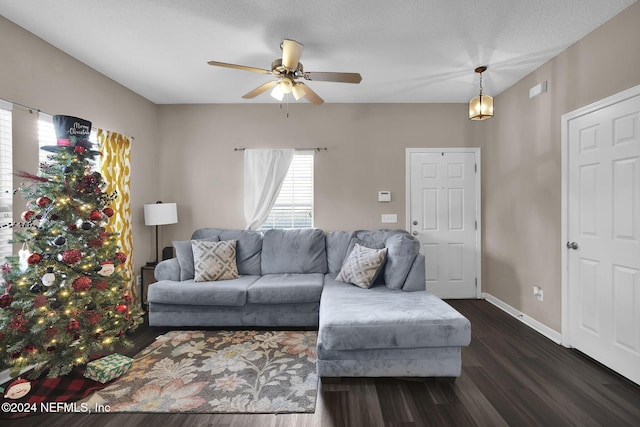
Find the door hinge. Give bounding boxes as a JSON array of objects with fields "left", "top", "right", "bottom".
[
  {"left": 475, "top": 220, "right": 477, "bottom": 230},
  {"left": 475, "top": 163, "right": 477, "bottom": 173}
]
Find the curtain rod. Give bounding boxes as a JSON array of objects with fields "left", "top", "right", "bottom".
[
  {"left": 234, "top": 147, "right": 327, "bottom": 152},
  {"left": 0, "top": 95, "right": 135, "bottom": 140}
]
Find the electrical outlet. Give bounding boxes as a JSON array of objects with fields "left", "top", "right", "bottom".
[{"left": 136, "top": 275, "right": 141, "bottom": 286}]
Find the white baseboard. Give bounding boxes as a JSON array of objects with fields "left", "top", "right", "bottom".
[{"left": 482, "top": 293, "right": 562, "bottom": 344}]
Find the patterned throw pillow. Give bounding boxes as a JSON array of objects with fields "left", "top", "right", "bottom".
[
  {"left": 192, "top": 240, "right": 239, "bottom": 282},
  {"left": 335, "top": 243, "right": 388, "bottom": 289}
]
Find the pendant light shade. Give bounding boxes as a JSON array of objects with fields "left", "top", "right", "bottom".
[{"left": 469, "top": 66, "right": 494, "bottom": 120}]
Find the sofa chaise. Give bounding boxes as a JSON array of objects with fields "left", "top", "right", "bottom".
[{"left": 149, "top": 227, "right": 471, "bottom": 377}]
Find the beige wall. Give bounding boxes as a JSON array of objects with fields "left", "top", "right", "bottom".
[
  {"left": 157, "top": 103, "right": 481, "bottom": 241},
  {"left": 0, "top": 17, "right": 160, "bottom": 279},
  {"left": 483, "top": 1, "right": 640, "bottom": 332}
]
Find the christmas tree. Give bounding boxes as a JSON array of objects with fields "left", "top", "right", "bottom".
[{"left": 0, "top": 115, "right": 142, "bottom": 378}]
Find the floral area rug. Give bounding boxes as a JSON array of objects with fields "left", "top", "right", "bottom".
[{"left": 80, "top": 330, "right": 318, "bottom": 413}]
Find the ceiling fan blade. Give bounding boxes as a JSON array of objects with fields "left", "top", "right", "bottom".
[
  {"left": 304, "top": 71, "right": 362, "bottom": 84},
  {"left": 207, "top": 60, "right": 271, "bottom": 74},
  {"left": 281, "top": 39, "right": 304, "bottom": 69},
  {"left": 242, "top": 80, "right": 279, "bottom": 99},
  {"left": 297, "top": 83, "right": 324, "bottom": 105}
]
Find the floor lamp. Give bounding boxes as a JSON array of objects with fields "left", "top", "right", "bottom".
[{"left": 144, "top": 201, "right": 178, "bottom": 266}]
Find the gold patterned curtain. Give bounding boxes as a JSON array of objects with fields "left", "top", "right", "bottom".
[{"left": 97, "top": 129, "right": 135, "bottom": 301}]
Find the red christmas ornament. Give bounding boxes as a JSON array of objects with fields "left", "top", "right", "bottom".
[
  {"left": 87, "top": 312, "right": 101, "bottom": 325},
  {"left": 114, "top": 252, "right": 127, "bottom": 265},
  {"left": 72, "top": 276, "right": 92, "bottom": 292},
  {"left": 9, "top": 314, "right": 28, "bottom": 332},
  {"left": 32, "top": 294, "right": 47, "bottom": 308},
  {"left": 68, "top": 224, "right": 77, "bottom": 231},
  {"left": 89, "top": 210, "right": 102, "bottom": 221},
  {"left": 36, "top": 197, "right": 52, "bottom": 207},
  {"left": 94, "top": 280, "right": 109, "bottom": 291},
  {"left": 73, "top": 146, "right": 85, "bottom": 154},
  {"left": 66, "top": 319, "right": 80, "bottom": 332},
  {"left": 122, "top": 294, "right": 132, "bottom": 304},
  {"left": 103, "top": 207, "right": 114, "bottom": 217},
  {"left": 115, "top": 304, "right": 128, "bottom": 314},
  {"left": 21, "top": 210, "right": 35, "bottom": 222},
  {"left": 23, "top": 345, "right": 37, "bottom": 354},
  {"left": 88, "top": 237, "right": 104, "bottom": 247},
  {"left": 61, "top": 249, "right": 82, "bottom": 264},
  {"left": 0, "top": 293, "right": 13, "bottom": 308},
  {"left": 27, "top": 253, "right": 42, "bottom": 264}
]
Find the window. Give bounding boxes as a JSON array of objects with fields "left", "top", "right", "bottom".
[
  {"left": 0, "top": 101, "right": 12, "bottom": 264},
  {"left": 261, "top": 151, "right": 314, "bottom": 230},
  {"left": 39, "top": 112, "right": 100, "bottom": 169}
]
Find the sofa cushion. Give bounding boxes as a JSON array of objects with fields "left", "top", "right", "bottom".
[
  {"left": 173, "top": 236, "right": 219, "bottom": 281},
  {"left": 192, "top": 240, "right": 240, "bottom": 282},
  {"left": 247, "top": 273, "right": 324, "bottom": 304},
  {"left": 148, "top": 275, "right": 260, "bottom": 306},
  {"left": 191, "top": 228, "right": 263, "bottom": 275},
  {"left": 261, "top": 228, "right": 327, "bottom": 274},
  {"left": 383, "top": 233, "right": 420, "bottom": 289},
  {"left": 325, "top": 231, "right": 354, "bottom": 274},
  {"left": 319, "top": 276, "right": 471, "bottom": 351},
  {"left": 335, "top": 244, "right": 387, "bottom": 289}
]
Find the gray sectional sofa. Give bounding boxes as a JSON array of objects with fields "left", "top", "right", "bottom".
[{"left": 149, "top": 227, "right": 471, "bottom": 378}]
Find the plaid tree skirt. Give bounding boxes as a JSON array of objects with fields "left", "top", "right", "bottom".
[{"left": 0, "top": 366, "right": 111, "bottom": 419}]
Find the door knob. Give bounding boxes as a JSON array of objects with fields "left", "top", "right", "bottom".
[
  {"left": 566, "top": 241, "right": 579, "bottom": 250},
  {"left": 412, "top": 220, "right": 418, "bottom": 226},
  {"left": 412, "top": 231, "right": 419, "bottom": 236}
]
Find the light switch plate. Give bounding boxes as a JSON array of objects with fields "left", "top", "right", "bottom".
[{"left": 381, "top": 214, "right": 397, "bottom": 223}]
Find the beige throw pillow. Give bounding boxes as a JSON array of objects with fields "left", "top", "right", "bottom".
[
  {"left": 192, "top": 239, "right": 239, "bottom": 282},
  {"left": 336, "top": 243, "right": 388, "bottom": 289}
]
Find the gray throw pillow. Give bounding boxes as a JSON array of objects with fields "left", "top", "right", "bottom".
[
  {"left": 173, "top": 236, "right": 219, "bottom": 281},
  {"left": 192, "top": 239, "right": 240, "bottom": 282},
  {"left": 336, "top": 243, "right": 388, "bottom": 289}
]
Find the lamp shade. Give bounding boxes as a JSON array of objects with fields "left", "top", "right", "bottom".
[
  {"left": 144, "top": 203, "right": 178, "bottom": 226},
  {"left": 469, "top": 94, "right": 494, "bottom": 120}
]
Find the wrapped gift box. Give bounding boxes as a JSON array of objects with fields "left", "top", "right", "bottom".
[{"left": 84, "top": 353, "right": 133, "bottom": 383}]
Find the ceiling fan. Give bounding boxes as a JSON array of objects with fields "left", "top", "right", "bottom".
[{"left": 207, "top": 39, "right": 362, "bottom": 104}]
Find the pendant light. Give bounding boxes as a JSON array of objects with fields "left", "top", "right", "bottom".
[{"left": 469, "top": 66, "right": 494, "bottom": 120}]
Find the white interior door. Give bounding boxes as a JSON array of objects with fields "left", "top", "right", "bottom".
[
  {"left": 564, "top": 86, "right": 640, "bottom": 385},
  {"left": 407, "top": 149, "right": 480, "bottom": 299}
]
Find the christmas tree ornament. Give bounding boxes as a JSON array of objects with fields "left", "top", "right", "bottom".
[
  {"left": 18, "top": 243, "right": 32, "bottom": 272},
  {"left": 42, "top": 267, "right": 56, "bottom": 286},
  {"left": 97, "top": 262, "right": 115, "bottom": 277},
  {"left": 27, "top": 253, "right": 42, "bottom": 264},
  {"left": 115, "top": 304, "right": 128, "bottom": 314},
  {"left": 81, "top": 221, "right": 93, "bottom": 230},
  {"left": 85, "top": 302, "right": 97, "bottom": 310},
  {"left": 0, "top": 293, "right": 13, "bottom": 307},
  {"left": 66, "top": 319, "right": 80, "bottom": 332},
  {"left": 36, "top": 196, "right": 52, "bottom": 207},
  {"left": 21, "top": 210, "right": 35, "bottom": 222},
  {"left": 64, "top": 166, "right": 73, "bottom": 174},
  {"left": 33, "top": 294, "right": 47, "bottom": 308},
  {"left": 88, "top": 237, "right": 104, "bottom": 247},
  {"left": 53, "top": 235, "right": 66, "bottom": 246},
  {"left": 103, "top": 207, "right": 114, "bottom": 217},
  {"left": 72, "top": 276, "right": 92, "bottom": 292},
  {"left": 29, "top": 283, "right": 44, "bottom": 293},
  {"left": 115, "top": 252, "right": 127, "bottom": 265},
  {"left": 94, "top": 280, "right": 109, "bottom": 291},
  {"left": 49, "top": 300, "right": 62, "bottom": 310},
  {"left": 61, "top": 249, "right": 82, "bottom": 264},
  {"left": 89, "top": 210, "right": 102, "bottom": 221},
  {"left": 3, "top": 378, "right": 31, "bottom": 400}
]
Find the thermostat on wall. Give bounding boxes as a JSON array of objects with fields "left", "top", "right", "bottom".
[{"left": 378, "top": 191, "right": 391, "bottom": 202}]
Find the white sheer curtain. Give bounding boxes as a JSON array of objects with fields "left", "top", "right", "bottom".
[{"left": 244, "top": 149, "right": 294, "bottom": 230}]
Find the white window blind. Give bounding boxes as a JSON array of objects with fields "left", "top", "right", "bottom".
[
  {"left": 261, "top": 151, "right": 314, "bottom": 230},
  {"left": 0, "top": 101, "right": 13, "bottom": 263},
  {"left": 39, "top": 112, "right": 100, "bottom": 170}
]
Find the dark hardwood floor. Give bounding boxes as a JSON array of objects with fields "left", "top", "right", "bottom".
[{"left": 6, "top": 299, "right": 640, "bottom": 426}]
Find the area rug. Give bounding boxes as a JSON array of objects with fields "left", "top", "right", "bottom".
[{"left": 80, "top": 330, "right": 318, "bottom": 413}]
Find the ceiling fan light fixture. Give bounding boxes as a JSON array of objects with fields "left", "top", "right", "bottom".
[
  {"left": 270, "top": 83, "right": 285, "bottom": 101},
  {"left": 280, "top": 77, "right": 293, "bottom": 94},
  {"left": 469, "top": 66, "right": 494, "bottom": 120},
  {"left": 292, "top": 83, "right": 306, "bottom": 100}
]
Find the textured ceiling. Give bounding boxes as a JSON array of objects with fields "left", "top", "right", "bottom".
[{"left": 0, "top": 0, "right": 636, "bottom": 104}]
